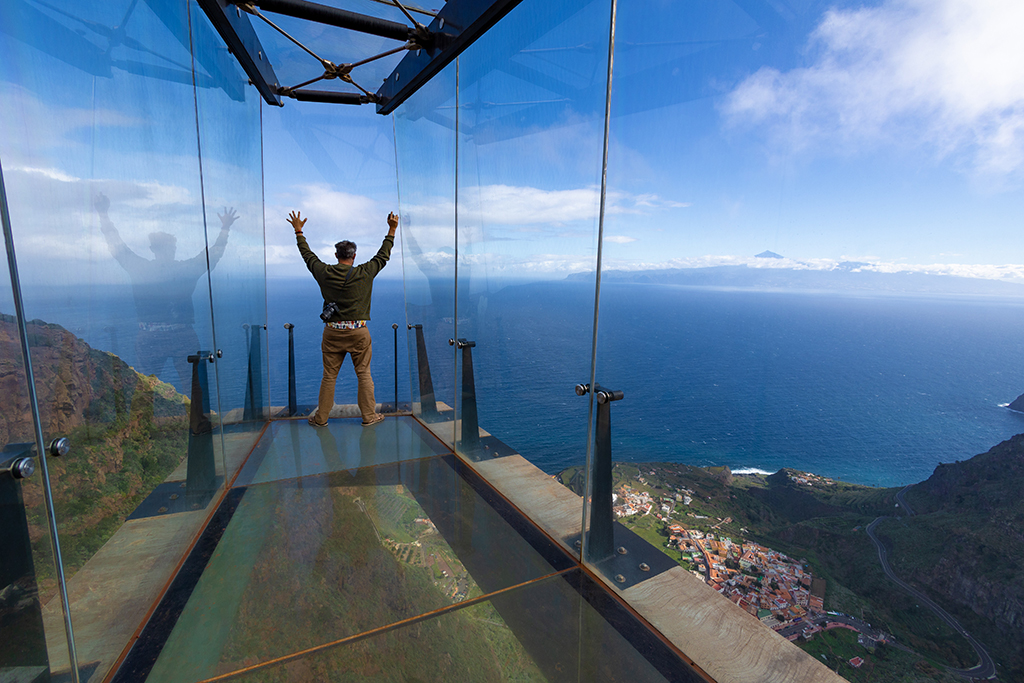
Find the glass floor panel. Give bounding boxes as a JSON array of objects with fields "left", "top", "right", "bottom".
[
  {"left": 233, "top": 417, "right": 451, "bottom": 486},
  {"left": 119, "top": 417, "right": 575, "bottom": 683},
  {"left": 214, "top": 570, "right": 698, "bottom": 683}
]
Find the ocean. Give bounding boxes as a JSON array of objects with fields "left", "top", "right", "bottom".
[
  {"left": 273, "top": 279, "right": 1024, "bottom": 487},
  {"left": 10, "top": 278, "right": 1024, "bottom": 488}
]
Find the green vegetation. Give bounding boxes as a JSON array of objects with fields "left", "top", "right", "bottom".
[
  {"left": 200, "top": 476, "right": 542, "bottom": 683},
  {"left": 798, "top": 628, "right": 961, "bottom": 683},
  {"left": 25, "top": 374, "right": 188, "bottom": 595},
  {"left": 559, "top": 457, "right": 1022, "bottom": 682}
]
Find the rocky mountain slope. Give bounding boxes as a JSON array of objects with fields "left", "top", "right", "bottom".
[{"left": 0, "top": 314, "right": 188, "bottom": 590}]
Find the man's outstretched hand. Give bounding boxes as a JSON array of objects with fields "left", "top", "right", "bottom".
[
  {"left": 288, "top": 211, "right": 307, "bottom": 234},
  {"left": 219, "top": 207, "right": 238, "bottom": 229},
  {"left": 94, "top": 192, "right": 110, "bottom": 216},
  {"left": 387, "top": 211, "right": 399, "bottom": 236}
]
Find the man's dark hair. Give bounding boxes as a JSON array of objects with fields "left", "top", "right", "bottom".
[{"left": 335, "top": 240, "right": 357, "bottom": 261}]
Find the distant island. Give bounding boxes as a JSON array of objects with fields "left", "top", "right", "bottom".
[
  {"left": 568, "top": 258, "right": 1024, "bottom": 297},
  {"left": 558, "top": 436, "right": 1024, "bottom": 681}
]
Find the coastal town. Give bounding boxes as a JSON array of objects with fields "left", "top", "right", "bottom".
[
  {"left": 611, "top": 470, "right": 893, "bottom": 664},
  {"left": 614, "top": 480, "right": 823, "bottom": 629}
]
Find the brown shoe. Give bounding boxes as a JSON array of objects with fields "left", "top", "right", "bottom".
[
  {"left": 308, "top": 414, "right": 328, "bottom": 427},
  {"left": 362, "top": 414, "right": 385, "bottom": 427}
]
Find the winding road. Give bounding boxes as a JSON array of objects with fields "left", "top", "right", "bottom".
[
  {"left": 865, "top": 515, "right": 996, "bottom": 680},
  {"left": 895, "top": 485, "right": 916, "bottom": 517}
]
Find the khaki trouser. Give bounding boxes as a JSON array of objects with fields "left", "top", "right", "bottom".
[{"left": 314, "top": 326, "right": 375, "bottom": 423}]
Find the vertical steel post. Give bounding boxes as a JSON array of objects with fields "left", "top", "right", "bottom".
[
  {"left": 392, "top": 322, "right": 399, "bottom": 412},
  {"left": 1, "top": 159, "right": 80, "bottom": 683},
  {"left": 284, "top": 323, "right": 297, "bottom": 416},
  {"left": 450, "top": 338, "right": 479, "bottom": 452},
  {"left": 590, "top": 398, "right": 614, "bottom": 561},
  {"left": 575, "top": 383, "right": 623, "bottom": 562},
  {"left": 408, "top": 324, "right": 438, "bottom": 418},
  {"left": 186, "top": 352, "right": 217, "bottom": 506},
  {"left": 243, "top": 324, "right": 264, "bottom": 421}
]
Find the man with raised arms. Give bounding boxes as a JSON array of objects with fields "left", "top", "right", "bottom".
[{"left": 288, "top": 209, "right": 398, "bottom": 427}]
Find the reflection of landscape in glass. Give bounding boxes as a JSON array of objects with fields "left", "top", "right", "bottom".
[
  {"left": 148, "top": 470, "right": 543, "bottom": 683},
  {"left": 222, "top": 599, "right": 545, "bottom": 683},
  {"left": 0, "top": 315, "right": 189, "bottom": 594},
  {"left": 3, "top": 0, "right": 1024, "bottom": 680}
]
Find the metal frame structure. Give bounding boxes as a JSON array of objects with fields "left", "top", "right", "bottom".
[{"left": 195, "top": 0, "right": 526, "bottom": 112}]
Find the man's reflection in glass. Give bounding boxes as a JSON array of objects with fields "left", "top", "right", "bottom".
[{"left": 94, "top": 193, "right": 233, "bottom": 390}]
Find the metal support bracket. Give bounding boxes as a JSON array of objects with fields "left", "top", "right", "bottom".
[
  {"left": 575, "top": 382, "right": 623, "bottom": 562},
  {"left": 567, "top": 522, "right": 679, "bottom": 590},
  {"left": 409, "top": 324, "right": 440, "bottom": 419},
  {"left": 450, "top": 338, "right": 480, "bottom": 455}
]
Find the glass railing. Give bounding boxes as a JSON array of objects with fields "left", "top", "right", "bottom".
[
  {"left": 4, "top": 0, "right": 1023, "bottom": 680},
  {"left": 0, "top": 1, "right": 266, "bottom": 680}
]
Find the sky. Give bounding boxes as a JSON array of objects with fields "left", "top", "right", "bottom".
[{"left": 2, "top": 0, "right": 1024, "bottom": 286}]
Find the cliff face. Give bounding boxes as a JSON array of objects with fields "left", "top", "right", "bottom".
[
  {"left": 0, "top": 314, "right": 189, "bottom": 586},
  {"left": 0, "top": 313, "right": 181, "bottom": 445},
  {"left": 890, "top": 435, "right": 1024, "bottom": 674}
]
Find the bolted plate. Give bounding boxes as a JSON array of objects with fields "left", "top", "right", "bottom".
[{"left": 568, "top": 521, "right": 679, "bottom": 589}]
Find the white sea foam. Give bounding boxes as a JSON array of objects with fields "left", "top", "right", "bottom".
[
  {"left": 998, "top": 402, "right": 1010, "bottom": 407},
  {"left": 731, "top": 467, "right": 775, "bottom": 476}
]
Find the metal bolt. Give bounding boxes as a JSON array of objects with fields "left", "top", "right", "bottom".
[
  {"left": 49, "top": 437, "right": 70, "bottom": 457},
  {"left": 614, "top": 574, "right": 626, "bottom": 583},
  {"left": 639, "top": 563, "right": 650, "bottom": 572},
  {"left": 616, "top": 546, "right": 628, "bottom": 555},
  {"left": 9, "top": 458, "right": 35, "bottom": 479},
  {"left": 574, "top": 540, "right": 583, "bottom": 550}
]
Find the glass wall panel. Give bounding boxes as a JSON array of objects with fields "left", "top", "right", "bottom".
[
  {"left": 395, "top": 64, "right": 458, "bottom": 442},
  {"left": 593, "top": 0, "right": 1024, "bottom": 678},
  {"left": 262, "top": 97, "right": 409, "bottom": 423},
  {"left": 190, "top": 1, "right": 268, "bottom": 473},
  {"left": 249, "top": 0, "right": 411, "bottom": 424},
  {"left": 0, "top": 0, "right": 243, "bottom": 679},
  {"left": 454, "top": 0, "right": 610, "bottom": 468},
  {"left": 0, "top": 193, "right": 73, "bottom": 683}
]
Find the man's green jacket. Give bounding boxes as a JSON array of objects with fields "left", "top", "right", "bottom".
[{"left": 297, "top": 234, "right": 393, "bottom": 321}]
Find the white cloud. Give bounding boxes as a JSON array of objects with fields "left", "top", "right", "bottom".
[
  {"left": 404, "top": 184, "right": 686, "bottom": 232},
  {"left": 605, "top": 235, "right": 637, "bottom": 244},
  {"left": 595, "top": 253, "right": 1024, "bottom": 284},
  {"left": 0, "top": 165, "right": 266, "bottom": 285},
  {"left": 264, "top": 183, "right": 395, "bottom": 277},
  {"left": 723, "top": 0, "right": 1024, "bottom": 178}
]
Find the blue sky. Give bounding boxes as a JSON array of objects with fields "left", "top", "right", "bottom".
[{"left": 2, "top": 0, "right": 1023, "bottom": 286}]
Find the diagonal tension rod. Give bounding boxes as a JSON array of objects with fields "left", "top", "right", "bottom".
[{"left": 241, "top": 3, "right": 416, "bottom": 103}]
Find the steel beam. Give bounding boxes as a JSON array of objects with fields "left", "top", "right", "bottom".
[
  {"left": 246, "top": 0, "right": 416, "bottom": 43},
  {"left": 196, "top": 0, "right": 283, "bottom": 106},
  {"left": 376, "top": 0, "right": 527, "bottom": 114},
  {"left": 287, "top": 89, "right": 375, "bottom": 104}
]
